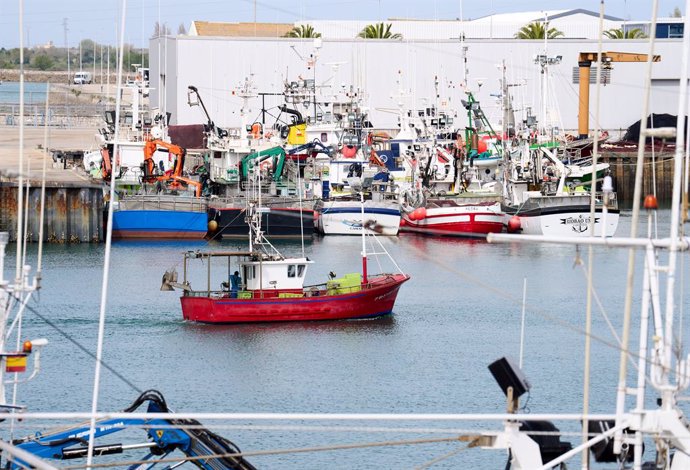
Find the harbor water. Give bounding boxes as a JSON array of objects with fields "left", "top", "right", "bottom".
[
  {"left": 0, "top": 81, "right": 47, "bottom": 104},
  {"left": 6, "top": 210, "right": 686, "bottom": 468}
]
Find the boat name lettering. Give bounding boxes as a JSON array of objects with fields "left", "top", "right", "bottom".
[
  {"left": 374, "top": 291, "right": 394, "bottom": 301},
  {"left": 560, "top": 216, "right": 600, "bottom": 233},
  {"left": 68, "top": 422, "right": 125, "bottom": 439}
]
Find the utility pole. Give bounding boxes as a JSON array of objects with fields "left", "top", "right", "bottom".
[
  {"left": 62, "top": 18, "right": 69, "bottom": 83},
  {"left": 93, "top": 40, "right": 96, "bottom": 83}
]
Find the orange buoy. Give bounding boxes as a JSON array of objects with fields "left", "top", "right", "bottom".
[
  {"left": 507, "top": 216, "right": 522, "bottom": 233},
  {"left": 477, "top": 139, "right": 488, "bottom": 153},
  {"left": 415, "top": 207, "right": 427, "bottom": 220},
  {"left": 643, "top": 194, "right": 658, "bottom": 210},
  {"left": 208, "top": 219, "right": 219, "bottom": 232},
  {"left": 342, "top": 145, "right": 357, "bottom": 158},
  {"left": 407, "top": 210, "right": 418, "bottom": 221}
]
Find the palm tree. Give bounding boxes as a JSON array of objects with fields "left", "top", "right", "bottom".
[
  {"left": 357, "top": 22, "right": 402, "bottom": 39},
  {"left": 284, "top": 24, "right": 321, "bottom": 38},
  {"left": 514, "top": 21, "right": 564, "bottom": 39},
  {"left": 603, "top": 28, "right": 647, "bottom": 39}
]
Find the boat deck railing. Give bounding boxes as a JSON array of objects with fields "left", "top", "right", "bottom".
[
  {"left": 184, "top": 274, "right": 401, "bottom": 299},
  {"left": 208, "top": 194, "right": 318, "bottom": 211},
  {"left": 116, "top": 194, "right": 208, "bottom": 212},
  {"left": 525, "top": 191, "right": 618, "bottom": 210}
]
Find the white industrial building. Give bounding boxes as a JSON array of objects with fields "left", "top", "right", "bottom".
[{"left": 150, "top": 11, "right": 686, "bottom": 138}]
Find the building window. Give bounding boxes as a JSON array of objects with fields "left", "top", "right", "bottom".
[{"left": 670, "top": 24, "right": 684, "bottom": 38}]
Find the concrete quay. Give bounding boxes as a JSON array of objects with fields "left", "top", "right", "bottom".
[
  {"left": 0, "top": 126, "right": 105, "bottom": 242},
  {"left": 0, "top": 126, "right": 98, "bottom": 185}
]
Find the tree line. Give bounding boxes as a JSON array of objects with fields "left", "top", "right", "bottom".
[
  {"left": 0, "top": 13, "right": 675, "bottom": 73},
  {"left": 285, "top": 21, "right": 653, "bottom": 40},
  {"left": 0, "top": 40, "right": 147, "bottom": 72}
]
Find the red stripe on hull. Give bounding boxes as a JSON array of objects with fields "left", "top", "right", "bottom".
[
  {"left": 401, "top": 221, "right": 504, "bottom": 234},
  {"left": 401, "top": 212, "right": 504, "bottom": 235},
  {"left": 112, "top": 230, "right": 207, "bottom": 239},
  {"left": 180, "top": 274, "right": 409, "bottom": 323}
]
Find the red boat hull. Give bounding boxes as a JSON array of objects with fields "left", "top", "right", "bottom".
[
  {"left": 180, "top": 274, "right": 410, "bottom": 323},
  {"left": 401, "top": 202, "right": 504, "bottom": 236}
]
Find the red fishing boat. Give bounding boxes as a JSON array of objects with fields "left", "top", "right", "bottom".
[
  {"left": 163, "top": 200, "right": 409, "bottom": 323},
  {"left": 401, "top": 199, "right": 504, "bottom": 236}
]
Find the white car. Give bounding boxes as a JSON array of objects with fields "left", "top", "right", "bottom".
[{"left": 73, "top": 72, "right": 92, "bottom": 85}]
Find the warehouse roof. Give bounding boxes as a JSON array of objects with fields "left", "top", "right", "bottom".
[{"left": 189, "top": 21, "right": 293, "bottom": 37}]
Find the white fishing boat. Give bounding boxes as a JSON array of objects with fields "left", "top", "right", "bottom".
[
  {"left": 315, "top": 197, "right": 401, "bottom": 235},
  {"left": 498, "top": 56, "right": 622, "bottom": 237},
  {"left": 502, "top": 147, "right": 621, "bottom": 236}
]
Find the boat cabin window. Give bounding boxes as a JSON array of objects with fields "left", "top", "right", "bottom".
[
  {"left": 287, "top": 264, "right": 306, "bottom": 278},
  {"left": 321, "top": 132, "right": 328, "bottom": 142},
  {"left": 244, "top": 265, "right": 255, "bottom": 280}
]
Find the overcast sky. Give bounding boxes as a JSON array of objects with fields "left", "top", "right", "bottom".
[{"left": 0, "top": 0, "right": 684, "bottom": 49}]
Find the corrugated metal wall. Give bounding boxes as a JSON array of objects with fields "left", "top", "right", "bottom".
[{"left": 0, "top": 185, "right": 103, "bottom": 242}]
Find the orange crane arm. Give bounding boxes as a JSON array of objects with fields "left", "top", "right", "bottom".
[
  {"left": 578, "top": 52, "right": 661, "bottom": 63},
  {"left": 144, "top": 139, "right": 202, "bottom": 196},
  {"left": 577, "top": 51, "right": 661, "bottom": 139},
  {"left": 143, "top": 139, "right": 187, "bottom": 179}
]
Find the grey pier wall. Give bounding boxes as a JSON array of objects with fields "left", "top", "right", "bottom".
[
  {"left": 601, "top": 152, "right": 676, "bottom": 206},
  {"left": 0, "top": 184, "right": 103, "bottom": 242}
]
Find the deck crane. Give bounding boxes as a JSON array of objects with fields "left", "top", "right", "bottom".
[
  {"left": 187, "top": 85, "right": 229, "bottom": 141},
  {"left": 9, "top": 390, "right": 256, "bottom": 470},
  {"left": 142, "top": 139, "right": 202, "bottom": 197},
  {"left": 577, "top": 51, "right": 660, "bottom": 139}
]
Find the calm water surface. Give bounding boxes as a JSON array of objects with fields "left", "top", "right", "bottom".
[
  {"left": 6, "top": 210, "right": 687, "bottom": 468},
  {"left": 0, "top": 81, "right": 48, "bottom": 104}
]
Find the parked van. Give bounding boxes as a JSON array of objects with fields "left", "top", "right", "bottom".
[{"left": 73, "top": 72, "right": 92, "bottom": 85}]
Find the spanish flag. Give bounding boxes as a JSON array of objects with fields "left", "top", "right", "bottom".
[{"left": 5, "top": 355, "right": 27, "bottom": 373}]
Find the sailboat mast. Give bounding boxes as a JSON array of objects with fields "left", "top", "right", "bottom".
[
  {"left": 542, "top": 13, "right": 548, "bottom": 138},
  {"left": 0, "top": 232, "right": 8, "bottom": 407},
  {"left": 16, "top": 0, "right": 25, "bottom": 283},
  {"left": 360, "top": 192, "right": 368, "bottom": 284}
]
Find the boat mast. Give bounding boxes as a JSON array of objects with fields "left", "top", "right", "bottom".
[
  {"left": 360, "top": 192, "right": 368, "bottom": 284},
  {"left": 87, "top": 0, "right": 128, "bottom": 465}
]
